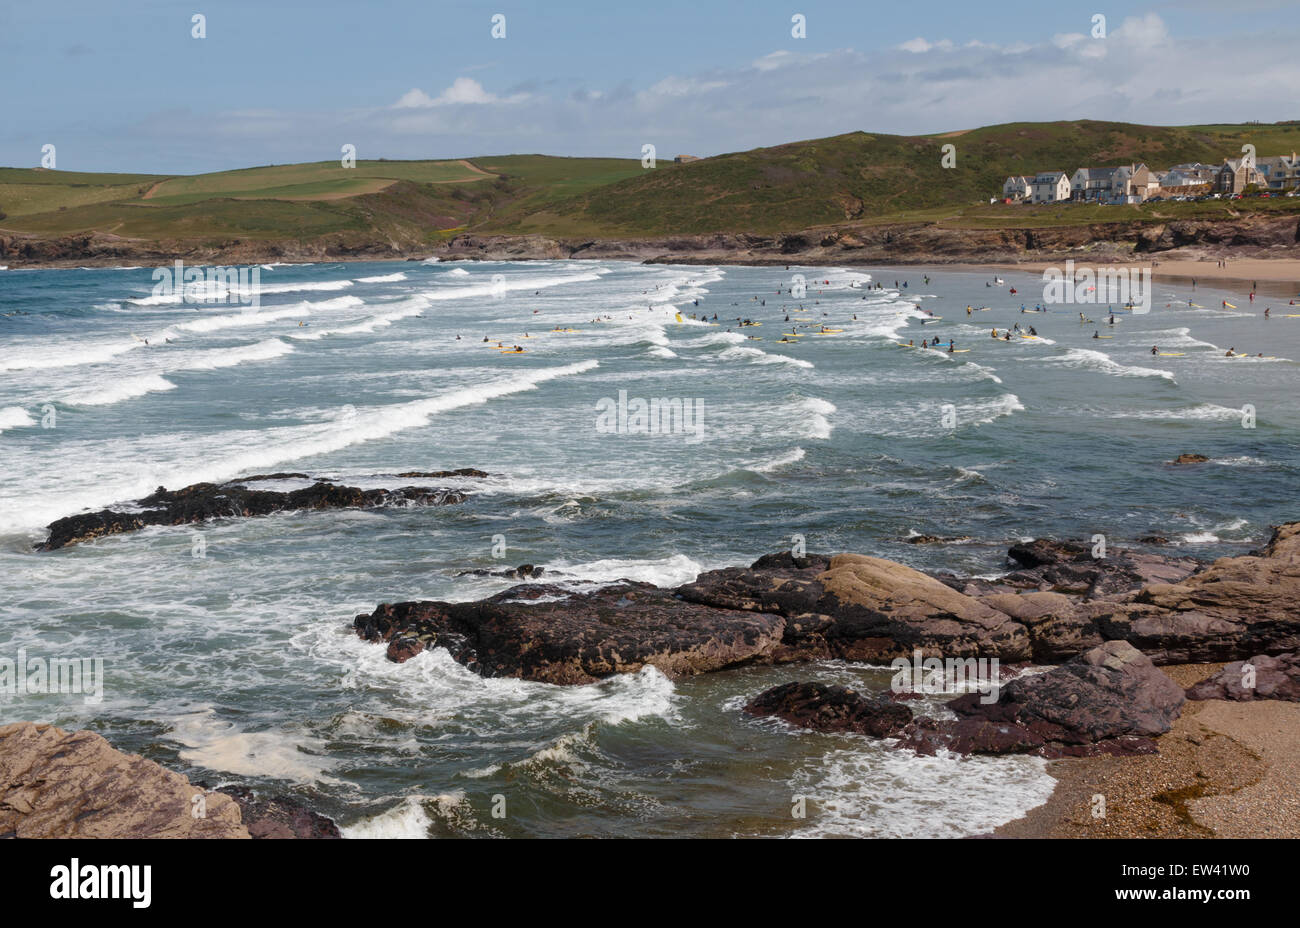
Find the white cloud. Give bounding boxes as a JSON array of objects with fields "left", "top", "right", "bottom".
[
  {"left": 392, "top": 77, "right": 527, "bottom": 109},
  {"left": 898, "top": 37, "right": 954, "bottom": 53}
]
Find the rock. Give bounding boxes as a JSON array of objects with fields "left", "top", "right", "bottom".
[
  {"left": 214, "top": 786, "right": 341, "bottom": 839},
  {"left": 1186, "top": 652, "right": 1300, "bottom": 702},
  {"left": 0, "top": 722, "right": 247, "bottom": 838},
  {"left": 679, "top": 552, "right": 1032, "bottom": 663},
  {"left": 903, "top": 534, "right": 971, "bottom": 545},
  {"left": 1171, "top": 453, "right": 1210, "bottom": 464},
  {"left": 393, "top": 468, "right": 489, "bottom": 479},
  {"left": 455, "top": 564, "right": 545, "bottom": 580},
  {"left": 1002, "top": 538, "right": 1200, "bottom": 599},
  {"left": 38, "top": 476, "right": 469, "bottom": 550},
  {"left": 1095, "top": 522, "right": 1300, "bottom": 662},
  {"left": 898, "top": 641, "right": 1185, "bottom": 756},
  {"left": 354, "top": 581, "right": 788, "bottom": 684},
  {"left": 743, "top": 682, "right": 912, "bottom": 737}
]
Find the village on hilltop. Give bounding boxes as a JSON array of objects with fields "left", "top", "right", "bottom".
[{"left": 1000, "top": 152, "right": 1300, "bottom": 204}]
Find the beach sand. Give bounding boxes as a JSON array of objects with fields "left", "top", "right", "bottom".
[
  {"left": 993, "top": 663, "right": 1300, "bottom": 838},
  {"left": 984, "top": 258, "right": 1300, "bottom": 300}
]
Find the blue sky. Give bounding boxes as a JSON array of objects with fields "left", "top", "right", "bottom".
[{"left": 2, "top": 0, "right": 1297, "bottom": 174}]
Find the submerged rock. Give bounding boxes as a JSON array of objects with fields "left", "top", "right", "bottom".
[
  {"left": 215, "top": 786, "right": 342, "bottom": 839},
  {"left": 1170, "top": 453, "right": 1210, "bottom": 464},
  {"left": 37, "top": 475, "right": 470, "bottom": 550}
]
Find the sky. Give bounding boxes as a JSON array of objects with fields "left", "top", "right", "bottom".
[{"left": 2, "top": 0, "right": 1298, "bottom": 174}]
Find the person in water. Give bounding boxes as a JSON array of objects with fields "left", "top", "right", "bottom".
[
  {"left": 1004, "top": 331, "right": 1012, "bottom": 341},
  {"left": 1151, "top": 345, "right": 1159, "bottom": 355},
  {"left": 1093, "top": 330, "right": 1100, "bottom": 339},
  {"left": 1028, "top": 326, "right": 1037, "bottom": 336}
]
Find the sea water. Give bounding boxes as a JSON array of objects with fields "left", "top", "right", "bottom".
[{"left": 1, "top": 259, "right": 1296, "bottom": 836}]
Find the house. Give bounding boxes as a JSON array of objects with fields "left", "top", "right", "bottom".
[
  {"left": 1162, "top": 163, "right": 1217, "bottom": 187},
  {"left": 1070, "top": 167, "right": 1114, "bottom": 201},
  {"left": 1002, "top": 175, "right": 1031, "bottom": 201},
  {"left": 1256, "top": 153, "right": 1300, "bottom": 191},
  {"left": 1106, "top": 164, "right": 1158, "bottom": 204},
  {"left": 1029, "top": 171, "right": 1070, "bottom": 203},
  {"left": 673, "top": 154, "right": 700, "bottom": 164},
  {"left": 1215, "top": 158, "right": 1267, "bottom": 194}
]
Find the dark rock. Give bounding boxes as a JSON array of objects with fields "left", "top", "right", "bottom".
[
  {"left": 898, "top": 641, "right": 1185, "bottom": 756},
  {"left": 38, "top": 477, "right": 468, "bottom": 550},
  {"left": 394, "top": 468, "right": 489, "bottom": 479},
  {"left": 1186, "top": 652, "right": 1300, "bottom": 702},
  {"left": 744, "top": 682, "right": 912, "bottom": 737},
  {"left": 903, "top": 534, "right": 972, "bottom": 545},
  {"left": 354, "top": 581, "right": 788, "bottom": 684},
  {"left": 679, "top": 552, "right": 1032, "bottom": 663},
  {"left": 215, "top": 786, "right": 341, "bottom": 839},
  {"left": 1170, "top": 453, "right": 1210, "bottom": 464},
  {"left": 455, "top": 564, "right": 545, "bottom": 580}
]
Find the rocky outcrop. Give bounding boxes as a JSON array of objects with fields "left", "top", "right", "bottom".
[
  {"left": 0, "top": 722, "right": 248, "bottom": 838},
  {"left": 1186, "top": 652, "right": 1300, "bottom": 702},
  {"left": 1090, "top": 522, "right": 1300, "bottom": 663},
  {"left": 37, "top": 472, "right": 478, "bottom": 550},
  {"left": 678, "top": 552, "right": 1033, "bottom": 663},
  {"left": 742, "top": 642, "right": 1185, "bottom": 758},
  {"left": 0, "top": 722, "right": 341, "bottom": 839},
  {"left": 1170, "top": 453, "right": 1210, "bottom": 464},
  {"left": 354, "top": 581, "right": 790, "bottom": 685},
  {"left": 354, "top": 522, "right": 1300, "bottom": 683},
  {"left": 744, "top": 682, "right": 912, "bottom": 737},
  {"left": 926, "top": 641, "right": 1184, "bottom": 756}
]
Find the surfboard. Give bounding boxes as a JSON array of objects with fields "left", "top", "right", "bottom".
[
  {"left": 1224, "top": 302, "right": 1238, "bottom": 309},
  {"left": 1156, "top": 352, "right": 1185, "bottom": 357}
]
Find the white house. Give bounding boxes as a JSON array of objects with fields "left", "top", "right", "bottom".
[
  {"left": 1070, "top": 167, "right": 1114, "bottom": 201},
  {"left": 1030, "top": 171, "right": 1070, "bottom": 203},
  {"left": 1002, "top": 175, "right": 1031, "bottom": 201}
]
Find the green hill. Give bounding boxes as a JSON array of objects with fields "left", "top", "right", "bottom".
[
  {"left": 498, "top": 121, "right": 1300, "bottom": 236},
  {"left": 1, "top": 122, "right": 1297, "bottom": 253}
]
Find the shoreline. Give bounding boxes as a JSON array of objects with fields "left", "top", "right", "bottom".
[{"left": 994, "top": 662, "right": 1300, "bottom": 838}]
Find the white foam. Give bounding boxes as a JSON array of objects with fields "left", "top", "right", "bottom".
[
  {"left": 341, "top": 796, "right": 436, "bottom": 839},
  {"left": 165, "top": 707, "right": 338, "bottom": 784},
  {"left": 0, "top": 360, "right": 599, "bottom": 533},
  {"left": 1039, "top": 348, "right": 1176, "bottom": 381},
  {"left": 62, "top": 374, "right": 176, "bottom": 407},
  {"left": 0, "top": 406, "right": 36, "bottom": 433},
  {"left": 355, "top": 273, "right": 408, "bottom": 283}
]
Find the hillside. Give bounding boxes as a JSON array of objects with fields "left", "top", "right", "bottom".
[
  {"left": 499, "top": 121, "right": 1300, "bottom": 236},
  {"left": 2, "top": 121, "right": 1299, "bottom": 266}
]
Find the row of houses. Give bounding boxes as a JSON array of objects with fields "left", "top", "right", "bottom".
[{"left": 1001, "top": 153, "right": 1300, "bottom": 204}]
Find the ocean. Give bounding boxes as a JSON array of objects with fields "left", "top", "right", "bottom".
[{"left": 1, "top": 258, "right": 1296, "bottom": 837}]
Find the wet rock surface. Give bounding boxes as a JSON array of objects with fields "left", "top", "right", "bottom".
[
  {"left": 744, "top": 682, "right": 913, "bottom": 737},
  {"left": 900, "top": 641, "right": 1186, "bottom": 757},
  {"left": 356, "top": 523, "right": 1300, "bottom": 685},
  {"left": 37, "top": 473, "right": 473, "bottom": 550}
]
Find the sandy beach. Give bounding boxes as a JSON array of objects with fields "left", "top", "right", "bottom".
[
  {"left": 986, "top": 258, "right": 1300, "bottom": 300},
  {"left": 994, "top": 663, "right": 1300, "bottom": 838}
]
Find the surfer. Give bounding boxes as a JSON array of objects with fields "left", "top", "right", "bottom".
[
  {"left": 1151, "top": 345, "right": 1159, "bottom": 355},
  {"left": 1093, "top": 330, "right": 1100, "bottom": 339}
]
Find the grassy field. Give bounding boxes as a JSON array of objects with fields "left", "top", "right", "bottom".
[{"left": 2, "top": 122, "right": 1298, "bottom": 248}]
